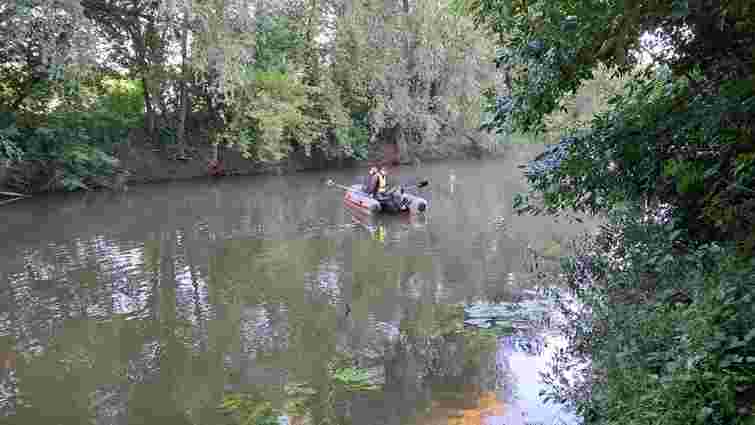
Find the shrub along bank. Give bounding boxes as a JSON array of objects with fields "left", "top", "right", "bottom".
[{"left": 457, "top": 0, "right": 755, "bottom": 423}]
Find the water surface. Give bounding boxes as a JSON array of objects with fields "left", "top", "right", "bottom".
[{"left": 0, "top": 146, "right": 590, "bottom": 425}]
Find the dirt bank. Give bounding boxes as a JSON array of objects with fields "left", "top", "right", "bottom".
[{"left": 0, "top": 130, "right": 508, "bottom": 195}]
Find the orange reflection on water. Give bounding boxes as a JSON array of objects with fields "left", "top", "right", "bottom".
[
  {"left": 417, "top": 390, "right": 506, "bottom": 425},
  {"left": 0, "top": 351, "right": 16, "bottom": 370}
]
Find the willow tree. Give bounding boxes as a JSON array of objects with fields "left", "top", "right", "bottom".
[
  {"left": 189, "top": 0, "right": 255, "bottom": 160},
  {"left": 175, "top": 0, "right": 193, "bottom": 159},
  {"left": 332, "top": 0, "right": 498, "bottom": 163},
  {"left": 1, "top": 0, "right": 99, "bottom": 114},
  {"left": 196, "top": 0, "right": 351, "bottom": 162}
]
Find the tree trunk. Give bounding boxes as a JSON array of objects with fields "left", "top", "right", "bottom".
[
  {"left": 207, "top": 44, "right": 226, "bottom": 133},
  {"left": 397, "top": 0, "right": 415, "bottom": 164},
  {"left": 143, "top": 77, "right": 157, "bottom": 146},
  {"left": 402, "top": 0, "right": 416, "bottom": 96},
  {"left": 176, "top": 4, "right": 190, "bottom": 160},
  {"left": 304, "top": 0, "right": 321, "bottom": 86}
]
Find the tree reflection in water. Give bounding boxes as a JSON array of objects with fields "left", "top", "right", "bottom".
[{"left": 0, "top": 240, "right": 570, "bottom": 425}]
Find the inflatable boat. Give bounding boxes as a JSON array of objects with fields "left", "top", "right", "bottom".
[{"left": 343, "top": 184, "right": 428, "bottom": 215}]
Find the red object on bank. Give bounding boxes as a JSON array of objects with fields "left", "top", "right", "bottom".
[{"left": 208, "top": 159, "right": 224, "bottom": 177}]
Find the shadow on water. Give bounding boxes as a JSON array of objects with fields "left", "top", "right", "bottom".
[{"left": 0, "top": 148, "right": 592, "bottom": 425}]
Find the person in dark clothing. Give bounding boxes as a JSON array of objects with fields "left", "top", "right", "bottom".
[
  {"left": 375, "top": 166, "right": 410, "bottom": 212},
  {"left": 365, "top": 166, "right": 379, "bottom": 196}
]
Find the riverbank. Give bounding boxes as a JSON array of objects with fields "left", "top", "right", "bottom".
[{"left": 0, "top": 134, "right": 510, "bottom": 196}]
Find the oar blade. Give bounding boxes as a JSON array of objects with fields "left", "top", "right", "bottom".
[{"left": 0, "top": 191, "right": 28, "bottom": 197}]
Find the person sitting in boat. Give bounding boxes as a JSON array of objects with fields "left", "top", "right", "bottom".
[
  {"left": 365, "top": 166, "right": 379, "bottom": 196},
  {"left": 375, "top": 166, "right": 410, "bottom": 212},
  {"left": 376, "top": 166, "right": 388, "bottom": 196}
]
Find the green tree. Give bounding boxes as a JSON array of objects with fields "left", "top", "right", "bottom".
[{"left": 457, "top": 0, "right": 755, "bottom": 424}]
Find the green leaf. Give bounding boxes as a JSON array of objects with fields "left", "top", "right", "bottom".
[
  {"left": 671, "top": 0, "right": 690, "bottom": 19},
  {"left": 698, "top": 406, "right": 714, "bottom": 422}
]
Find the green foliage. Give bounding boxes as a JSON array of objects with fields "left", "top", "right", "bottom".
[
  {"left": 96, "top": 78, "right": 145, "bottom": 125},
  {"left": 45, "top": 78, "right": 144, "bottom": 148},
  {"left": 0, "top": 115, "right": 23, "bottom": 163},
  {"left": 220, "top": 393, "right": 280, "bottom": 425},
  {"left": 516, "top": 76, "right": 755, "bottom": 419},
  {"left": 459, "top": 0, "right": 755, "bottom": 423},
  {"left": 14, "top": 125, "right": 120, "bottom": 191},
  {"left": 541, "top": 64, "right": 630, "bottom": 143},
  {"left": 0, "top": 77, "right": 141, "bottom": 190},
  {"left": 543, "top": 211, "right": 755, "bottom": 425},
  {"left": 663, "top": 159, "right": 705, "bottom": 195},
  {"left": 331, "top": 367, "right": 379, "bottom": 391},
  {"left": 223, "top": 68, "right": 350, "bottom": 162},
  {"left": 494, "top": 132, "right": 541, "bottom": 145},
  {"left": 223, "top": 70, "right": 316, "bottom": 161},
  {"left": 335, "top": 114, "right": 370, "bottom": 160},
  {"left": 516, "top": 72, "right": 755, "bottom": 247},
  {"left": 254, "top": 15, "right": 307, "bottom": 73}
]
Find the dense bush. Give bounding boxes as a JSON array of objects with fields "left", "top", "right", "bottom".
[
  {"left": 0, "top": 78, "right": 141, "bottom": 191},
  {"left": 335, "top": 113, "right": 370, "bottom": 160},
  {"left": 459, "top": 0, "right": 755, "bottom": 423},
  {"left": 544, "top": 207, "right": 755, "bottom": 425}
]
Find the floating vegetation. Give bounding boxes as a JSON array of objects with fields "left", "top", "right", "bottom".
[
  {"left": 463, "top": 299, "right": 553, "bottom": 334},
  {"left": 220, "top": 393, "right": 281, "bottom": 425},
  {"left": 331, "top": 367, "right": 382, "bottom": 391}
]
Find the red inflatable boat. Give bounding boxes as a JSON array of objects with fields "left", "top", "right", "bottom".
[{"left": 342, "top": 184, "right": 428, "bottom": 215}]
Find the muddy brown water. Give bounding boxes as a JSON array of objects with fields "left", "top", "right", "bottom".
[{"left": 0, "top": 146, "right": 592, "bottom": 425}]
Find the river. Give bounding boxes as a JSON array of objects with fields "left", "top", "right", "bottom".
[{"left": 0, "top": 146, "right": 591, "bottom": 425}]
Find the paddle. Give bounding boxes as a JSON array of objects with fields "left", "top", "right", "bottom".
[
  {"left": 1, "top": 191, "right": 28, "bottom": 198},
  {"left": 403, "top": 180, "right": 429, "bottom": 190},
  {"left": 327, "top": 178, "right": 429, "bottom": 193},
  {"left": 326, "top": 179, "right": 354, "bottom": 191},
  {"left": 0, "top": 191, "right": 30, "bottom": 206},
  {"left": 388, "top": 179, "right": 429, "bottom": 195}
]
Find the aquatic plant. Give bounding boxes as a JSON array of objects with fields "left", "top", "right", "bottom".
[
  {"left": 464, "top": 298, "right": 554, "bottom": 335},
  {"left": 220, "top": 394, "right": 280, "bottom": 425},
  {"left": 331, "top": 367, "right": 380, "bottom": 391}
]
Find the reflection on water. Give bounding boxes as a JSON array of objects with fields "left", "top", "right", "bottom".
[{"left": 0, "top": 149, "right": 591, "bottom": 425}]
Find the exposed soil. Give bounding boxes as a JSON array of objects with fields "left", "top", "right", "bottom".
[{"left": 1, "top": 127, "right": 507, "bottom": 195}]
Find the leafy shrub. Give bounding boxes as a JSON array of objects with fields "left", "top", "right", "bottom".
[
  {"left": 0, "top": 76, "right": 145, "bottom": 191},
  {"left": 541, "top": 207, "right": 755, "bottom": 425},
  {"left": 0, "top": 113, "right": 23, "bottom": 163},
  {"left": 254, "top": 15, "right": 306, "bottom": 73},
  {"left": 335, "top": 113, "right": 370, "bottom": 160},
  {"left": 460, "top": 0, "right": 755, "bottom": 423},
  {"left": 222, "top": 70, "right": 314, "bottom": 161},
  {"left": 223, "top": 69, "right": 350, "bottom": 162},
  {"left": 331, "top": 367, "right": 379, "bottom": 391},
  {"left": 220, "top": 393, "right": 281, "bottom": 425},
  {"left": 20, "top": 126, "right": 120, "bottom": 190},
  {"left": 1, "top": 111, "right": 123, "bottom": 191}
]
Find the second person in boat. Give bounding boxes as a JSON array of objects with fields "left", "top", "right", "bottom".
[
  {"left": 376, "top": 166, "right": 410, "bottom": 213},
  {"left": 365, "top": 166, "right": 379, "bottom": 196}
]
